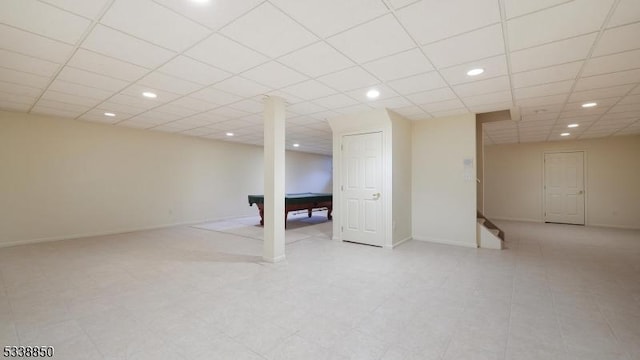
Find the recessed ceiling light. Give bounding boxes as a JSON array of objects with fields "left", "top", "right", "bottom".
[
  {"left": 582, "top": 102, "right": 597, "bottom": 108},
  {"left": 104, "top": 112, "right": 116, "bottom": 117},
  {"left": 567, "top": 124, "right": 579, "bottom": 128},
  {"left": 466, "top": 68, "right": 484, "bottom": 76},
  {"left": 293, "top": 143, "right": 300, "bottom": 147},
  {"left": 366, "top": 89, "right": 380, "bottom": 99},
  {"left": 561, "top": 132, "right": 570, "bottom": 136},
  {"left": 225, "top": 132, "right": 234, "bottom": 137},
  {"left": 191, "top": 0, "right": 210, "bottom": 3},
  {"left": 142, "top": 91, "right": 157, "bottom": 99}
]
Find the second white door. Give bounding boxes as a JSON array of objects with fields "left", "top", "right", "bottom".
[
  {"left": 341, "top": 132, "right": 383, "bottom": 246},
  {"left": 544, "top": 151, "right": 585, "bottom": 225}
]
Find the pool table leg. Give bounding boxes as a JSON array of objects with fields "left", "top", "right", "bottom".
[
  {"left": 327, "top": 205, "right": 333, "bottom": 220},
  {"left": 308, "top": 208, "right": 313, "bottom": 217}
]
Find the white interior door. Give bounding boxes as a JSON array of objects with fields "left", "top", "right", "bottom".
[
  {"left": 341, "top": 132, "right": 383, "bottom": 246},
  {"left": 544, "top": 151, "right": 585, "bottom": 225}
]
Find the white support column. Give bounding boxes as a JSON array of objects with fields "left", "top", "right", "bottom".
[{"left": 263, "top": 96, "right": 286, "bottom": 263}]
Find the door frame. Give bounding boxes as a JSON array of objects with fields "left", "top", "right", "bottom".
[
  {"left": 334, "top": 128, "right": 392, "bottom": 248},
  {"left": 541, "top": 150, "right": 588, "bottom": 225}
]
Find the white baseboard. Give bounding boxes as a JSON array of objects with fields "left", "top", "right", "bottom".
[
  {"left": 0, "top": 215, "right": 247, "bottom": 249},
  {"left": 412, "top": 236, "right": 478, "bottom": 248},
  {"left": 588, "top": 223, "right": 640, "bottom": 230},
  {"left": 385, "top": 236, "right": 412, "bottom": 249},
  {"left": 487, "top": 216, "right": 541, "bottom": 223},
  {"left": 262, "top": 254, "right": 286, "bottom": 263}
]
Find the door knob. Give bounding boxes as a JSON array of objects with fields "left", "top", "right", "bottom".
[
  {"left": 372, "top": 193, "right": 380, "bottom": 200},
  {"left": 578, "top": 190, "right": 584, "bottom": 195}
]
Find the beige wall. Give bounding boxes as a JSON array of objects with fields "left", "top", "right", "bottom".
[
  {"left": 484, "top": 135, "right": 640, "bottom": 229},
  {"left": 390, "top": 111, "right": 412, "bottom": 246},
  {"left": 412, "top": 114, "right": 477, "bottom": 247},
  {"left": 0, "top": 111, "right": 332, "bottom": 246}
]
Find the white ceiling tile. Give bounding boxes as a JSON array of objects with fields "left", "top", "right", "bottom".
[
  {"left": 512, "top": 61, "right": 583, "bottom": 88},
  {"left": 561, "top": 106, "right": 607, "bottom": 118},
  {"left": 369, "top": 96, "right": 409, "bottom": 109},
  {"left": 81, "top": 109, "right": 128, "bottom": 124},
  {"left": 391, "top": 105, "right": 424, "bottom": 117},
  {"left": 387, "top": 72, "right": 447, "bottom": 95},
  {"left": 583, "top": 49, "right": 640, "bottom": 76},
  {"left": 439, "top": 55, "right": 508, "bottom": 85},
  {"left": 503, "top": 0, "right": 572, "bottom": 19},
  {"left": 0, "top": 91, "right": 37, "bottom": 106},
  {"left": 265, "top": 90, "right": 304, "bottom": 105},
  {"left": 154, "top": 0, "right": 263, "bottom": 31},
  {"left": 105, "top": 95, "right": 158, "bottom": 111},
  {"left": 0, "top": 25, "right": 74, "bottom": 63},
  {"left": 599, "top": 111, "right": 639, "bottom": 121},
  {"left": 619, "top": 93, "right": 640, "bottom": 105},
  {"left": 48, "top": 79, "right": 115, "bottom": 100},
  {"left": 280, "top": 80, "right": 338, "bottom": 101},
  {"left": 241, "top": 62, "right": 308, "bottom": 89},
  {"left": 462, "top": 91, "right": 513, "bottom": 107},
  {"left": 468, "top": 101, "right": 514, "bottom": 113},
  {"left": 346, "top": 84, "right": 399, "bottom": 103},
  {"left": 422, "top": 24, "right": 505, "bottom": 69},
  {"left": 420, "top": 99, "right": 465, "bottom": 113},
  {"left": 0, "top": 81, "right": 42, "bottom": 97},
  {"left": 288, "top": 102, "right": 328, "bottom": 116},
  {"left": 119, "top": 86, "right": 181, "bottom": 105},
  {"left": 153, "top": 103, "right": 201, "bottom": 117},
  {"left": 227, "top": 99, "right": 264, "bottom": 114},
  {"left": 32, "top": 105, "right": 86, "bottom": 118},
  {"left": 157, "top": 56, "right": 231, "bottom": 86},
  {"left": 514, "top": 80, "right": 574, "bottom": 100},
  {"left": 101, "top": 0, "right": 210, "bottom": 52},
  {"left": 270, "top": 0, "right": 388, "bottom": 38},
  {"left": 190, "top": 87, "right": 242, "bottom": 106},
  {"left": 574, "top": 69, "right": 640, "bottom": 91},
  {"left": 405, "top": 87, "right": 458, "bottom": 106},
  {"left": 397, "top": 0, "right": 500, "bottom": 45},
  {"left": 592, "top": 22, "right": 640, "bottom": 57},
  {"left": 0, "top": 49, "right": 60, "bottom": 77},
  {"left": 508, "top": 0, "right": 613, "bottom": 51},
  {"left": 82, "top": 25, "right": 176, "bottom": 68},
  {"left": 0, "top": 67, "right": 50, "bottom": 89},
  {"left": 137, "top": 72, "right": 203, "bottom": 95},
  {"left": 117, "top": 120, "right": 155, "bottom": 129},
  {"left": 317, "top": 66, "right": 379, "bottom": 92},
  {"left": 58, "top": 66, "right": 128, "bottom": 91},
  {"left": 453, "top": 76, "right": 511, "bottom": 98},
  {"left": 185, "top": 34, "right": 268, "bottom": 73},
  {"left": 0, "top": 98, "right": 31, "bottom": 112},
  {"left": 212, "top": 77, "right": 270, "bottom": 98},
  {"left": 313, "top": 94, "right": 360, "bottom": 109},
  {"left": 430, "top": 108, "right": 469, "bottom": 118},
  {"left": 39, "top": 0, "right": 110, "bottom": 19},
  {"left": 327, "top": 14, "right": 415, "bottom": 63},
  {"left": 277, "top": 41, "right": 354, "bottom": 78},
  {"left": 36, "top": 97, "right": 93, "bottom": 112},
  {"left": 569, "top": 85, "right": 634, "bottom": 102},
  {"left": 67, "top": 49, "right": 149, "bottom": 81},
  {"left": 0, "top": 0, "right": 91, "bottom": 44},
  {"left": 221, "top": 2, "right": 317, "bottom": 58},
  {"left": 362, "top": 48, "right": 434, "bottom": 82},
  {"left": 609, "top": 103, "right": 640, "bottom": 114},
  {"left": 98, "top": 100, "right": 148, "bottom": 115},
  {"left": 510, "top": 33, "right": 597, "bottom": 72},
  {"left": 607, "top": 0, "right": 640, "bottom": 27}
]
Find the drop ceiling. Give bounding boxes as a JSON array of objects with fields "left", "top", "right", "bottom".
[{"left": 1, "top": 0, "right": 639, "bottom": 154}]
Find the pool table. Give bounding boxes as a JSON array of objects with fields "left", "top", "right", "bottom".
[{"left": 248, "top": 192, "right": 333, "bottom": 227}]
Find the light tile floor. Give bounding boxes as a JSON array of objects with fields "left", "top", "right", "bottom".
[{"left": 0, "top": 215, "right": 639, "bottom": 360}]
